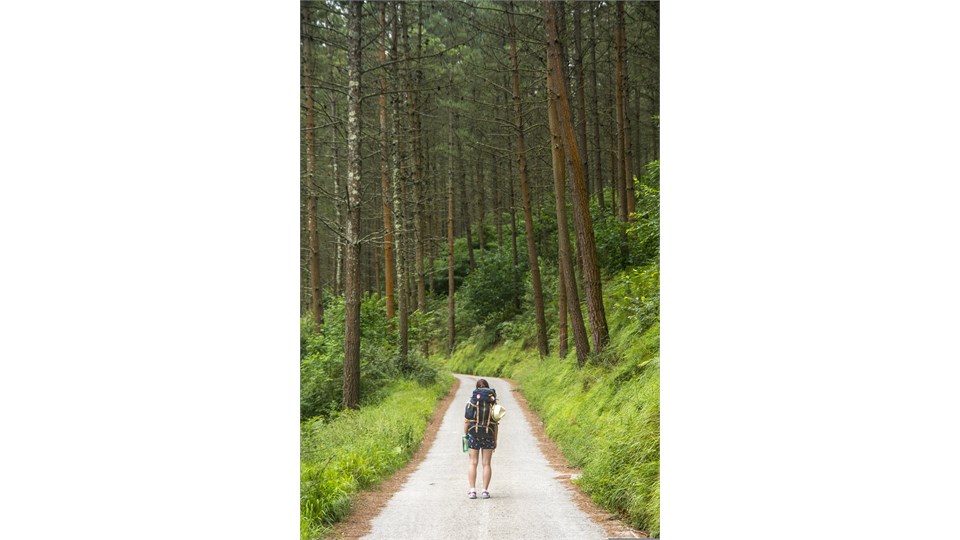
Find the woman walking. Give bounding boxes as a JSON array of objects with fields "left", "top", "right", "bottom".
[{"left": 464, "top": 378, "right": 499, "bottom": 499}]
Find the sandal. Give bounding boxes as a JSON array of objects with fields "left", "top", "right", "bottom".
[
  {"left": 480, "top": 490, "right": 490, "bottom": 499},
  {"left": 468, "top": 489, "right": 477, "bottom": 499}
]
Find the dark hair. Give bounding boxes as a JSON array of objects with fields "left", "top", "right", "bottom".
[{"left": 475, "top": 378, "right": 490, "bottom": 389}]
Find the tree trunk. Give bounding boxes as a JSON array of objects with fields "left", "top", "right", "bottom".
[
  {"left": 636, "top": 70, "right": 645, "bottom": 176},
  {"left": 508, "top": 1, "right": 549, "bottom": 358},
  {"left": 391, "top": 1, "right": 409, "bottom": 367},
  {"left": 545, "top": 0, "right": 610, "bottom": 353},
  {"left": 505, "top": 109, "right": 520, "bottom": 312},
  {"left": 620, "top": 2, "right": 635, "bottom": 218},
  {"left": 308, "top": 196, "right": 323, "bottom": 328},
  {"left": 302, "top": 5, "right": 323, "bottom": 330},
  {"left": 547, "top": 69, "right": 590, "bottom": 366},
  {"left": 378, "top": 2, "right": 396, "bottom": 320},
  {"left": 406, "top": 0, "right": 426, "bottom": 315},
  {"left": 615, "top": 0, "right": 630, "bottom": 222},
  {"left": 589, "top": 3, "right": 604, "bottom": 211},
  {"left": 331, "top": 85, "right": 344, "bottom": 297},
  {"left": 476, "top": 158, "right": 485, "bottom": 253},
  {"left": 558, "top": 255, "right": 568, "bottom": 359},
  {"left": 608, "top": 48, "right": 618, "bottom": 215},
  {"left": 508, "top": 141, "right": 519, "bottom": 271},
  {"left": 648, "top": 3, "right": 660, "bottom": 162},
  {"left": 494, "top": 148, "right": 503, "bottom": 247},
  {"left": 374, "top": 243, "right": 381, "bottom": 297},
  {"left": 447, "top": 99, "right": 456, "bottom": 355},
  {"left": 459, "top": 137, "right": 475, "bottom": 273},
  {"left": 573, "top": 3, "right": 590, "bottom": 199},
  {"left": 342, "top": 0, "right": 363, "bottom": 411}
]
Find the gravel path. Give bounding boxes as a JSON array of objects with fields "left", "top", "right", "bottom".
[{"left": 362, "top": 374, "right": 608, "bottom": 540}]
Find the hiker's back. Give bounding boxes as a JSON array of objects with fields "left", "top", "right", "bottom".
[{"left": 465, "top": 387, "right": 497, "bottom": 432}]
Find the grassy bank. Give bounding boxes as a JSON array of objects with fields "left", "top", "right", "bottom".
[
  {"left": 299, "top": 376, "right": 453, "bottom": 540},
  {"left": 444, "top": 266, "right": 660, "bottom": 537}
]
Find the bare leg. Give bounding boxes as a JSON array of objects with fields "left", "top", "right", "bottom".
[
  {"left": 481, "top": 448, "right": 493, "bottom": 490},
  {"left": 467, "top": 449, "right": 479, "bottom": 489}
]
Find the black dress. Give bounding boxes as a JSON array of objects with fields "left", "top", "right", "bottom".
[{"left": 466, "top": 421, "right": 497, "bottom": 450}]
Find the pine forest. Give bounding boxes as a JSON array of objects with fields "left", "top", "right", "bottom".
[{"left": 300, "top": 1, "right": 659, "bottom": 538}]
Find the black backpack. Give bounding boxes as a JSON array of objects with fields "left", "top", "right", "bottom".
[{"left": 465, "top": 387, "right": 497, "bottom": 433}]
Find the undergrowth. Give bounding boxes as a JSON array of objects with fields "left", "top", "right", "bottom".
[{"left": 299, "top": 376, "right": 453, "bottom": 540}]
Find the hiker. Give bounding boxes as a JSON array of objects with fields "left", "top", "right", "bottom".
[{"left": 464, "top": 378, "right": 499, "bottom": 499}]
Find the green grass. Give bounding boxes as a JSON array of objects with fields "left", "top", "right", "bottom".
[
  {"left": 299, "top": 375, "right": 453, "bottom": 540},
  {"left": 521, "top": 336, "right": 660, "bottom": 536},
  {"left": 442, "top": 268, "right": 660, "bottom": 537}
]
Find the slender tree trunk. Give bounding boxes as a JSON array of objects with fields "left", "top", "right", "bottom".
[
  {"left": 547, "top": 69, "right": 590, "bottom": 366},
  {"left": 649, "top": 2, "right": 660, "bottom": 160},
  {"left": 545, "top": 0, "right": 609, "bottom": 352},
  {"left": 374, "top": 243, "right": 381, "bottom": 296},
  {"left": 391, "top": 1, "right": 409, "bottom": 367},
  {"left": 621, "top": 3, "right": 635, "bottom": 218},
  {"left": 608, "top": 51, "right": 618, "bottom": 215},
  {"left": 636, "top": 72, "right": 645, "bottom": 176},
  {"left": 459, "top": 137, "right": 475, "bottom": 273},
  {"left": 494, "top": 146, "right": 503, "bottom": 247},
  {"left": 342, "top": 0, "right": 363, "bottom": 411},
  {"left": 447, "top": 100, "right": 456, "bottom": 355},
  {"left": 405, "top": 0, "right": 426, "bottom": 315},
  {"left": 476, "top": 158, "right": 485, "bottom": 253},
  {"left": 330, "top": 87, "right": 344, "bottom": 296},
  {"left": 378, "top": 2, "right": 396, "bottom": 320},
  {"left": 308, "top": 197, "right": 324, "bottom": 328},
  {"left": 302, "top": 5, "right": 323, "bottom": 330},
  {"left": 508, "top": 143, "right": 519, "bottom": 271},
  {"left": 506, "top": 122, "right": 520, "bottom": 313},
  {"left": 589, "top": 3, "right": 604, "bottom": 211},
  {"left": 558, "top": 257, "right": 568, "bottom": 359},
  {"left": 428, "top": 135, "right": 437, "bottom": 298},
  {"left": 508, "top": 1, "right": 549, "bottom": 357},
  {"left": 615, "top": 0, "right": 630, "bottom": 222},
  {"left": 573, "top": 3, "right": 590, "bottom": 199}
]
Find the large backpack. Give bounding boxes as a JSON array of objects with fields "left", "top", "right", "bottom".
[{"left": 465, "top": 387, "right": 497, "bottom": 434}]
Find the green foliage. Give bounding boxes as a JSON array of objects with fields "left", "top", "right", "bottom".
[
  {"left": 460, "top": 246, "right": 524, "bottom": 327},
  {"left": 629, "top": 160, "right": 660, "bottom": 266},
  {"left": 591, "top": 211, "right": 621, "bottom": 272},
  {"left": 608, "top": 263, "right": 660, "bottom": 338},
  {"left": 300, "top": 376, "right": 453, "bottom": 540},
  {"left": 301, "top": 294, "right": 402, "bottom": 420},
  {"left": 300, "top": 306, "right": 342, "bottom": 421},
  {"left": 589, "top": 160, "right": 661, "bottom": 275}
]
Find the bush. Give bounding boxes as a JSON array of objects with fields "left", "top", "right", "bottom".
[{"left": 460, "top": 246, "right": 524, "bottom": 326}]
